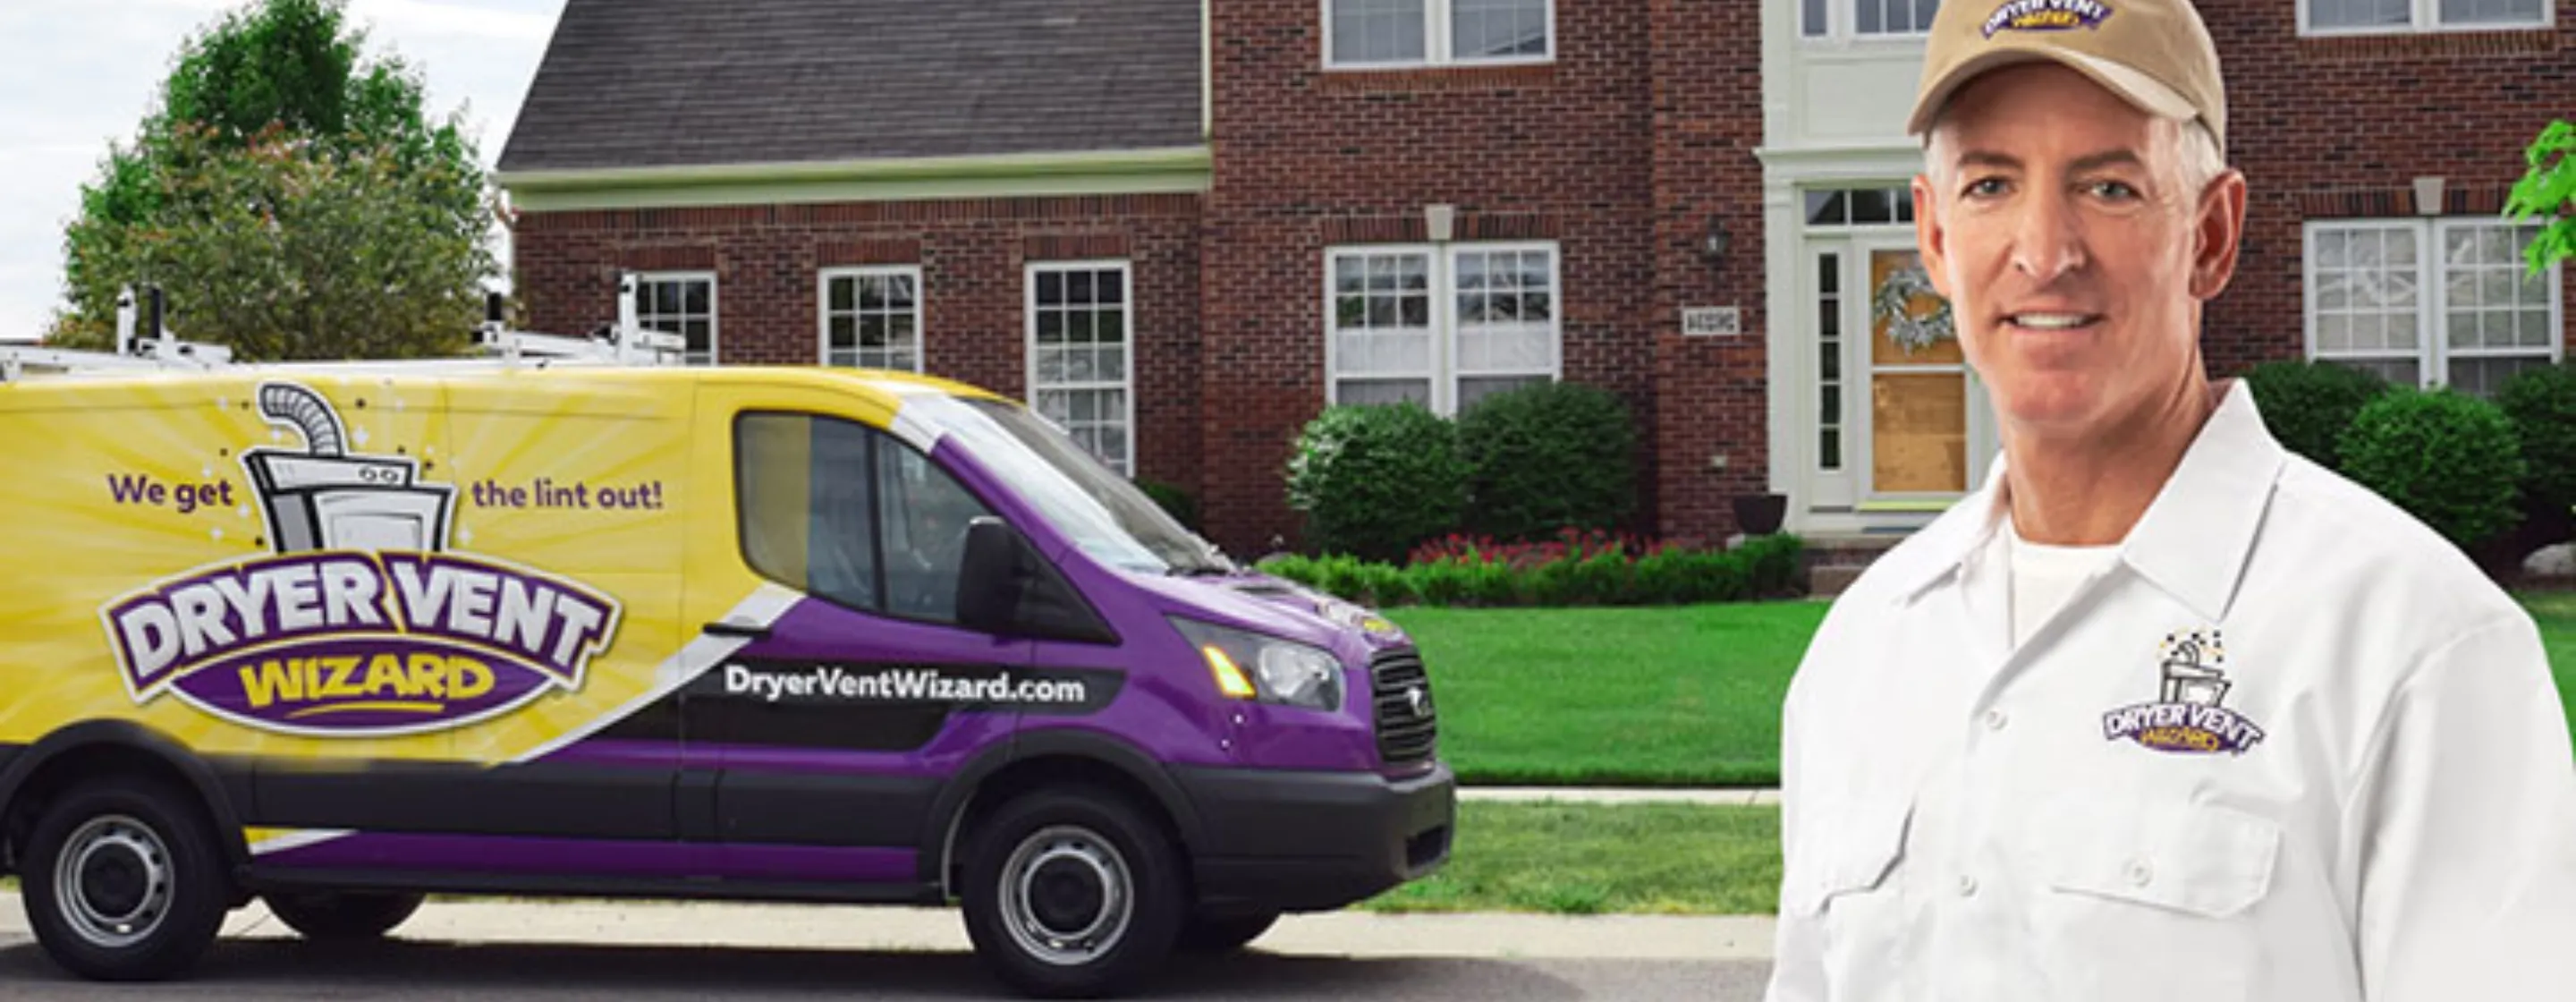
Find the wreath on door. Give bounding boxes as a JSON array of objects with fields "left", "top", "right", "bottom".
[{"left": 1872, "top": 260, "right": 1956, "bottom": 354}]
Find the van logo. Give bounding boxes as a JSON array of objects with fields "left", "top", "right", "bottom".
[{"left": 97, "top": 382, "right": 623, "bottom": 738}]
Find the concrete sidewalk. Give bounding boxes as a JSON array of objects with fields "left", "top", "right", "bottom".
[
  {"left": 1461, "top": 786, "right": 1780, "bottom": 806},
  {"left": 0, "top": 892, "right": 1773, "bottom": 961}
]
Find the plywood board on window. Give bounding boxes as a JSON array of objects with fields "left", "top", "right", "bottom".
[{"left": 1872, "top": 372, "right": 1967, "bottom": 494}]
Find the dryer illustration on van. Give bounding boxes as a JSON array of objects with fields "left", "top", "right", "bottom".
[{"left": 0, "top": 346, "right": 1453, "bottom": 1000}]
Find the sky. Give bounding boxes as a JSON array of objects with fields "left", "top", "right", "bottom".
[{"left": 0, "top": 0, "right": 566, "bottom": 340}]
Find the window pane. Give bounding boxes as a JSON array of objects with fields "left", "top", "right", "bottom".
[
  {"left": 1038, "top": 271, "right": 1063, "bottom": 307},
  {"left": 1858, "top": 0, "right": 1883, "bottom": 33},
  {"left": 1806, "top": 190, "right": 1846, "bottom": 226},
  {"left": 2448, "top": 311, "right": 2481, "bottom": 350},
  {"left": 876, "top": 442, "right": 993, "bottom": 623},
  {"left": 1454, "top": 0, "right": 1548, "bottom": 59},
  {"left": 2449, "top": 355, "right": 2549, "bottom": 398},
  {"left": 1459, "top": 376, "right": 1547, "bottom": 412},
  {"left": 736, "top": 414, "right": 878, "bottom": 613},
  {"left": 1850, "top": 188, "right": 1894, "bottom": 225},
  {"left": 1803, "top": 0, "right": 1827, "bottom": 36},
  {"left": 1819, "top": 428, "right": 1842, "bottom": 471},
  {"left": 1097, "top": 270, "right": 1124, "bottom": 305},
  {"left": 2310, "top": 0, "right": 2411, "bottom": 28},
  {"left": 1907, "top": 0, "right": 1941, "bottom": 32},
  {"left": 682, "top": 280, "right": 709, "bottom": 315},
  {"left": 828, "top": 314, "right": 857, "bottom": 352},
  {"left": 2439, "top": 0, "right": 2544, "bottom": 24},
  {"left": 828, "top": 276, "right": 854, "bottom": 312},
  {"left": 1332, "top": 0, "right": 1427, "bottom": 63},
  {"left": 1338, "top": 378, "right": 1432, "bottom": 407}
]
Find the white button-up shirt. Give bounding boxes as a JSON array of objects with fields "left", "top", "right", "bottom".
[{"left": 1767, "top": 379, "right": 2576, "bottom": 1002}]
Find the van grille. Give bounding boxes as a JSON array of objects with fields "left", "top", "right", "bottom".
[{"left": 1371, "top": 649, "right": 1438, "bottom": 767}]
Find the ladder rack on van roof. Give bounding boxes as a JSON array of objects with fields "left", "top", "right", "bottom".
[{"left": 0, "top": 276, "right": 690, "bottom": 383}]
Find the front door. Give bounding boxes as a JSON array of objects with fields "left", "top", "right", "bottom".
[{"left": 1838, "top": 239, "right": 1993, "bottom": 509}]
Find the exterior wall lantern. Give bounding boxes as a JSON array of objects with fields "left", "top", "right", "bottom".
[{"left": 1699, "top": 217, "right": 1731, "bottom": 267}]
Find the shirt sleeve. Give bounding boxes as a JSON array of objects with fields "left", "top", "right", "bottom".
[
  {"left": 2348, "top": 612, "right": 2576, "bottom": 1001},
  {"left": 1764, "top": 658, "right": 1827, "bottom": 1002}
]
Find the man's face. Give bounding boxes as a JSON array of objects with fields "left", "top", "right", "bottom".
[{"left": 1911, "top": 62, "right": 2245, "bottom": 439}]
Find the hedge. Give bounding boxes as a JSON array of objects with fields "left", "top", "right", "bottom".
[{"left": 1259, "top": 532, "right": 1806, "bottom": 608}]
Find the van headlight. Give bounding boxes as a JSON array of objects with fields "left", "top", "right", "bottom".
[{"left": 1168, "top": 617, "right": 1344, "bottom": 711}]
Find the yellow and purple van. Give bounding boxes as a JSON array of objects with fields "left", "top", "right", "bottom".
[{"left": 0, "top": 361, "right": 1452, "bottom": 998}]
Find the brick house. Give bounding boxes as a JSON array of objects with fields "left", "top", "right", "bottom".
[{"left": 494, "top": 0, "right": 2572, "bottom": 562}]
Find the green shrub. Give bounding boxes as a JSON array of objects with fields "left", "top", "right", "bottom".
[
  {"left": 2496, "top": 361, "right": 2576, "bottom": 519},
  {"left": 1467, "top": 559, "right": 1520, "bottom": 606},
  {"left": 1455, "top": 382, "right": 1640, "bottom": 542},
  {"left": 1356, "top": 562, "right": 1415, "bottom": 607},
  {"left": 1571, "top": 550, "right": 1635, "bottom": 605},
  {"left": 1406, "top": 558, "right": 1477, "bottom": 607},
  {"left": 2338, "top": 387, "right": 2528, "bottom": 549},
  {"left": 1285, "top": 403, "right": 1470, "bottom": 563},
  {"left": 2242, "top": 360, "right": 2394, "bottom": 469},
  {"left": 1258, "top": 553, "right": 1318, "bottom": 589},
  {"left": 1736, "top": 533, "right": 1807, "bottom": 597},
  {"left": 1134, "top": 477, "right": 1200, "bottom": 532}
]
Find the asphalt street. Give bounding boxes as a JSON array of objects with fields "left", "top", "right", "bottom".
[{"left": 0, "top": 932, "right": 1773, "bottom": 1000}]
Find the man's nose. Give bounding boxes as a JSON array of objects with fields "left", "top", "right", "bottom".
[{"left": 2008, "top": 190, "right": 2089, "bottom": 283}]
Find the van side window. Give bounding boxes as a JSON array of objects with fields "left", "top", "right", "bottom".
[
  {"left": 877, "top": 441, "right": 994, "bottom": 624},
  {"left": 735, "top": 413, "right": 879, "bottom": 611}
]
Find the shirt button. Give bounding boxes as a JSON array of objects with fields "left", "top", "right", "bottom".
[
  {"left": 2126, "top": 858, "right": 2154, "bottom": 887},
  {"left": 1956, "top": 874, "right": 1979, "bottom": 897},
  {"left": 1983, "top": 708, "right": 2009, "bottom": 732}
]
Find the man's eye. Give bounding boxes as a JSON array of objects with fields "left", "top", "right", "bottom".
[
  {"left": 1965, "top": 178, "right": 2008, "bottom": 198},
  {"left": 2090, "top": 180, "right": 2141, "bottom": 200}
]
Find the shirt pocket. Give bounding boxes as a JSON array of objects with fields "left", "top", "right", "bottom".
[
  {"left": 2031, "top": 793, "right": 2283, "bottom": 1002},
  {"left": 1784, "top": 795, "right": 1914, "bottom": 1001}
]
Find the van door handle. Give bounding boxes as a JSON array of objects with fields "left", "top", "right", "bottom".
[{"left": 703, "top": 620, "right": 772, "bottom": 641}]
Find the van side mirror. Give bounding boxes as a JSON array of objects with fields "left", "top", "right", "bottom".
[{"left": 956, "top": 517, "right": 1119, "bottom": 644}]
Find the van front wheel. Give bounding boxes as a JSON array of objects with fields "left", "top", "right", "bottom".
[
  {"left": 961, "top": 786, "right": 1183, "bottom": 998},
  {"left": 265, "top": 891, "right": 424, "bottom": 941},
  {"left": 21, "top": 775, "right": 231, "bottom": 982}
]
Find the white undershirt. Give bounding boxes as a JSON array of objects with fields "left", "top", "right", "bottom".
[{"left": 2003, "top": 514, "right": 2122, "bottom": 650}]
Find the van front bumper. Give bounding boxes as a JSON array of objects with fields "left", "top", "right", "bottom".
[{"left": 1174, "top": 762, "right": 1455, "bottom": 914}]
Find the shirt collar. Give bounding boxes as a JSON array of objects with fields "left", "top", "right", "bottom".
[{"left": 1883, "top": 378, "right": 2285, "bottom": 623}]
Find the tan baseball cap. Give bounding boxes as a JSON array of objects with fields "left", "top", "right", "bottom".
[{"left": 1906, "top": 0, "right": 2227, "bottom": 153}]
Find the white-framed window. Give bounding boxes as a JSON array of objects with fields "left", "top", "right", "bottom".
[
  {"left": 634, "top": 272, "right": 716, "bottom": 366},
  {"left": 1323, "top": 0, "right": 1554, "bottom": 69},
  {"left": 2301, "top": 0, "right": 2550, "bottom": 34},
  {"left": 1326, "top": 242, "right": 1561, "bottom": 415},
  {"left": 2305, "top": 219, "right": 2563, "bottom": 395},
  {"left": 819, "top": 266, "right": 923, "bottom": 371},
  {"left": 1803, "top": 0, "right": 1942, "bottom": 38},
  {"left": 1027, "top": 261, "right": 1135, "bottom": 476}
]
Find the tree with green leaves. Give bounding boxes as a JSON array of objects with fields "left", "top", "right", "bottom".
[
  {"left": 51, "top": 0, "right": 494, "bottom": 360},
  {"left": 2505, "top": 120, "right": 2573, "bottom": 276}
]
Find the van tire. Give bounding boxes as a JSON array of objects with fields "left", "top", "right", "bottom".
[
  {"left": 20, "top": 774, "right": 231, "bottom": 982},
  {"left": 264, "top": 891, "right": 425, "bottom": 941},
  {"left": 1175, "top": 910, "right": 1279, "bottom": 953},
  {"left": 960, "top": 785, "right": 1184, "bottom": 999}
]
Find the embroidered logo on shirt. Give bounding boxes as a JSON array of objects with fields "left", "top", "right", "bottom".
[{"left": 2100, "top": 629, "right": 2267, "bottom": 755}]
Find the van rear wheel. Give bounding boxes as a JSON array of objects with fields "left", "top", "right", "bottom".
[
  {"left": 960, "top": 785, "right": 1183, "bottom": 999},
  {"left": 264, "top": 891, "right": 424, "bottom": 941},
  {"left": 20, "top": 774, "right": 231, "bottom": 982}
]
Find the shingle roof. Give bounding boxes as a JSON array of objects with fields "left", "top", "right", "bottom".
[{"left": 496, "top": 0, "right": 1204, "bottom": 174}]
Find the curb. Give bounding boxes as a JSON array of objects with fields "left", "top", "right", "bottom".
[
  {"left": 0, "top": 892, "right": 1773, "bottom": 962},
  {"left": 1460, "top": 787, "right": 1781, "bottom": 806}
]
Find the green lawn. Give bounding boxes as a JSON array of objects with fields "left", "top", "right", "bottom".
[
  {"left": 1397, "top": 593, "right": 2576, "bottom": 787},
  {"left": 1390, "top": 601, "right": 1827, "bottom": 787},
  {"left": 1362, "top": 801, "right": 1781, "bottom": 915}
]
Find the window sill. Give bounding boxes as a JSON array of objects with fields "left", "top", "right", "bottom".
[
  {"left": 1313, "top": 62, "right": 1558, "bottom": 95},
  {"left": 2295, "top": 26, "right": 2563, "bottom": 62}
]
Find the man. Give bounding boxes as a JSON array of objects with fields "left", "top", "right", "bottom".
[{"left": 1766, "top": 2, "right": 2576, "bottom": 1000}]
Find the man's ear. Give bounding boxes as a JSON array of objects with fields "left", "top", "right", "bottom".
[
  {"left": 1911, "top": 174, "right": 1953, "bottom": 301},
  {"left": 2190, "top": 168, "right": 2249, "bottom": 301}
]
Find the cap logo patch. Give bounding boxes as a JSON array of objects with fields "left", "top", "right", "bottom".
[{"left": 1982, "top": 0, "right": 2114, "bottom": 37}]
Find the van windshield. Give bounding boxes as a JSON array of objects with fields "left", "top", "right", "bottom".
[{"left": 913, "top": 395, "right": 1235, "bottom": 576}]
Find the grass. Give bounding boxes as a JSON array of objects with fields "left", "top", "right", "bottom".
[
  {"left": 2516, "top": 591, "right": 2576, "bottom": 731},
  {"left": 1387, "top": 601, "right": 1827, "bottom": 787},
  {"left": 1396, "top": 592, "right": 2576, "bottom": 788},
  {"left": 1360, "top": 801, "right": 1781, "bottom": 916}
]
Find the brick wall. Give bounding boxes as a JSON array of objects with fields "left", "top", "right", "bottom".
[
  {"left": 1648, "top": 0, "right": 1770, "bottom": 546},
  {"left": 2198, "top": 4, "right": 2576, "bottom": 378},
  {"left": 1199, "top": 0, "right": 1743, "bottom": 556},
  {"left": 509, "top": 195, "right": 1205, "bottom": 488}
]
